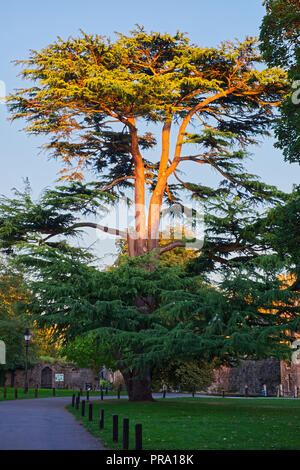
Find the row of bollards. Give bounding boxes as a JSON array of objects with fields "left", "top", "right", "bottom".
[
  {"left": 2, "top": 386, "right": 38, "bottom": 399},
  {"left": 2, "top": 384, "right": 300, "bottom": 401},
  {"left": 1, "top": 385, "right": 118, "bottom": 401},
  {"left": 4, "top": 386, "right": 58, "bottom": 399},
  {"left": 71, "top": 395, "right": 142, "bottom": 449},
  {"left": 79, "top": 400, "right": 94, "bottom": 421},
  {"left": 111, "top": 413, "right": 142, "bottom": 450},
  {"left": 100, "top": 409, "right": 104, "bottom": 429}
]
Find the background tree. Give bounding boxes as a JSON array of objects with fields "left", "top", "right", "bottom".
[
  {"left": 34, "top": 325, "right": 65, "bottom": 359},
  {"left": 260, "top": 0, "right": 300, "bottom": 69},
  {"left": 260, "top": 0, "right": 300, "bottom": 163},
  {"left": 0, "top": 261, "right": 38, "bottom": 385},
  {"left": 262, "top": 185, "right": 300, "bottom": 294},
  {"left": 61, "top": 334, "right": 115, "bottom": 389},
  {"left": 9, "top": 243, "right": 296, "bottom": 401},
  {"left": 152, "top": 360, "right": 214, "bottom": 395}
]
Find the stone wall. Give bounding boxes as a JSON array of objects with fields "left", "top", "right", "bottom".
[
  {"left": 281, "top": 360, "right": 300, "bottom": 395},
  {"left": 4, "top": 357, "right": 294, "bottom": 396},
  {"left": 4, "top": 361, "right": 94, "bottom": 389},
  {"left": 207, "top": 358, "right": 281, "bottom": 396},
  {"left": 280, "top": 333, "right": 300, "bottom": 396}
]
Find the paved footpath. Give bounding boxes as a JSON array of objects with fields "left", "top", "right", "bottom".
[
  {"left": 0, "top": 393, "right": 193, "bottom": 450},
  {"left": 0, "top": 392, "right": 292, "bottom": 450},
  {"left": 0, "top": 396, "right": 105, "bottom": 450}
]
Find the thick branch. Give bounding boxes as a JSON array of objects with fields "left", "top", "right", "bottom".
[
  {"left": 97, "top": 175, "right": 135, "bottom": 192},
  {"left": 42, "top": 222, "right": 127, "bottom": 243},
  {"left": 205, "top": 252, "right": 229, "bottom": 265},
  {"left": 166, "top": 87, "right": 237, "bottom": 178},
  {"left": 173, "top": 169, "right": 195, "bottom": 192},
  {"left": 159, "top": 240, "right": 186, "bottom": 255},
  {"left": 201, "top": 156, "right": 244, "bottom": 186}
]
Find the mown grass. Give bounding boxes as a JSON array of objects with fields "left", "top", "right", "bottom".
[
  {"left": 0, "top": 387, "right": 125, "bottom": 401},
  {"left": 67, "top": 397, "right": 300, "bottom": 450}
]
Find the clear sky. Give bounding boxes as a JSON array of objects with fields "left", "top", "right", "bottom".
[{"left": 0, "top": 0, "right": 299, "bottom": 265}]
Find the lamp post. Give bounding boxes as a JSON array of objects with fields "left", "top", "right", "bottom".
[{"left": 24, "top": 329, "right": 32, "bottom": 394}]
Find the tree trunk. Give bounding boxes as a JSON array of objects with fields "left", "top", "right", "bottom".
[
  {"left": 91, "top": 369, "right": 96, "bottom": 390},
  {"left": 128, "top": 118, "right": 147, "bottom": 257},
  {"left": 122, "top": 367, "right": 154, "bottom": 401}
]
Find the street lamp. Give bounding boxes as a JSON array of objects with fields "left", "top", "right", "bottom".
[{"left": 24, "top": 329, "right": 32, "bottom": 394}]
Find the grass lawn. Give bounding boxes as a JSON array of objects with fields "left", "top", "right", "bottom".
[
  {"left": 0, "top": 387, "right": 125, "bottom": 401},
  {"left": 67, "top": 397, "right": 300, "bottom": 450}
]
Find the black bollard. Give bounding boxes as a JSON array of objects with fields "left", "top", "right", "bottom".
[
  {"left": 52, "top": 387, "right": 56, "bottom": 397},
  {"left": 163, "top": 389, "right": 166, "bottom": 399},
  {"left": 14, "top": 388, "right": 18, "bottom": 399},
  {"left": 75, "top": 395, "right": 79, "bottom": 410},
  {"left": 101, "top": 389, "right": 104, "bottom": 400},
  {"left": 123, "top": 418, "right": 129, "bottom": 450},
  {"left": 77, "top": 392, "right": 81, "bottom": 403},
  {"left": 89, "top": 403, "right": 93, "bottom": 422},
  {"left": 86, "top": 390, "right": 90, "bottom": 402},
  {"left": 72, "top": 394, "right": 75, "bottom": 407},
  {"left": 113, "top": 414, "right": 118, "bottom": 442},
  {"left": 135, "top": 423, "right": 142, "bottom": 450},
  {"left": 99, "top": 409, "right": 104, "bottom": 429},
  {"left": 81, "top": 399, "right": 86, "bottom": 417}
]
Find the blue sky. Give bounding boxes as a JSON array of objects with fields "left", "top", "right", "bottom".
[{"left": 0, "top": 0, "right": 299, "bottom": 264}]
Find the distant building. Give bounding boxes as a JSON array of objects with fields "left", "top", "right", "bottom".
[
  {"left": 208, "top": 358, "right": 281, "bottom": 396},
  {"left": 208, "top": 335, "right": 300, "bottom": 396},
  {"left": 100, "top": 366, "right": 123, "bottom": 383},
  {"left": 4, "top": 361, "right": 95, "bottom": 390},
  {"left": 4, "top": 349, "right": 300, "bottom": 396},
  {"left": 280, "top": 332, "right": 300, "bottom": 397},
  {"left": 4, "top": 361, "right": 124, "bottom": 390}
]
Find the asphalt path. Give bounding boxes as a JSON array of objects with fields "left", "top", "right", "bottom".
[
  {"left": 0, "top": 395, "right": 105, "bottom": 450},
  {"left": 0, "top": 393, "right": 198, "bottom": 450},
  {"left": 0, "top": 392, "right": 294, "bottom": 450}
]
